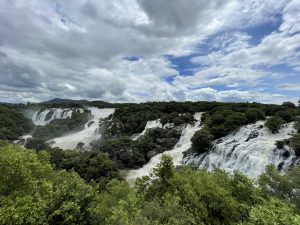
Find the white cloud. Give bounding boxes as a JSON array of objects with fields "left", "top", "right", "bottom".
[
  {"left": 278, "top": 83, "right": 300, "bottom": 91},
  {"left": 185, "top": 88, "right": 298, "bottom": 104},
  {"left": 182, "top": 0, "right": 300, "bottom": 91},
  {"left": 0, "top": 0, "right": 298, "bottom": 103}
]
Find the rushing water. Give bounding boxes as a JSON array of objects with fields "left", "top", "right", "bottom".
[
  {"left": 132, "top": 120, "right": 174, "bottom": 140},
  {"left": 183, "top": 121, "right": 297, "bottom": 178},
  {"left": 32, "top": 108, "right": 74, "bottom": 125},
  {"left": 126, "top": 112, "right": 203, "bottom": 183},
  {"left": 132, "top": 119, "right": 163, "bottom": 140},
  {"left": 51, "top": 107, "right": 115, "bottom": 150}
]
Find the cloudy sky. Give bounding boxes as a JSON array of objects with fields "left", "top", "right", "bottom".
[{"left": 0, "top": 0, "right": 299, "bottom": 103}]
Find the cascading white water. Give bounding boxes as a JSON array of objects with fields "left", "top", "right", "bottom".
[
  {"left": 132, "top": 120, "right": 174, "bottom": 140},
  {"left": 51, "top": 107, "right": 115, "bottom": 150},
  {"left": 32, "top": 108, "right": 73, "bottom": 125},
  {"left": 132, "top": 119, "right": 163, "bottom": 140},
  {"left": 183, "top": 121, "right": 297, "bottom": 178},
  {"left": 126, "top": 112, "right": 203, "bottom": 183}
]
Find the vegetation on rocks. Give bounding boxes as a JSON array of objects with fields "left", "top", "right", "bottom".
[
  {"left": 265, "top": 116, "right": 285, "bottom": 133},
  {"left": 191, "top": 128, "right": 214, "bottom": 153},
  {"left": 92, "top": 127, "right": 181, "bottom": 168},
  {"left": 0, "top": 105, "right": 33, "bottom": 140}
]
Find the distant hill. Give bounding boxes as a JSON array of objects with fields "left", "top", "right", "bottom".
[
  {"left": 41, "top": 98, "right": 89, "bottom": 105},
  {"left": 39, "top": 98, "right": 114, "bottom": 108}
]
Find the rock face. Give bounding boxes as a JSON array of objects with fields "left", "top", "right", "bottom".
[{"left": 183, "top": 121, "right": 298, "bottom": 178}]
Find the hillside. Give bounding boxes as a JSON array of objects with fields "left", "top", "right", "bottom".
[{"left": 41, "top": 98, "right": 90, "bottom": 105}]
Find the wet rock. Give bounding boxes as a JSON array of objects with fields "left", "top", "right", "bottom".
[
  {"left": 277, "top": 162, "right": 284, "bottom": 171},
  {"left": 216, "top": 139, "right": 223, "bottom": 144},
  {"left": 282, "top": 150, "right": 291, "bottom": 158},
  {"left": 87, "top": 121, "right": 94, "bottom": 127},
  {"left": 245, "top": 131, "right": 259, "bottom": 142}
]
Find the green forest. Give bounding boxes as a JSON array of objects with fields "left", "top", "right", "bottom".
[{"left": 0, "top": 142, "right": 299, "bottom": 225}]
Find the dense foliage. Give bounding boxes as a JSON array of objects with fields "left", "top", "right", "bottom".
[
  {"left": 92, "top": 127, "right": 181, "bottom": 168},
  {"left": 0, "top": 143, "right": 98, "bottom": 225},
  {"left": 191, "top": 128, "right": 214, "bottom": 153},
  {"left": 17, "top": 138, "right": 122, "bottom": 188},
  {"left": 46, "top": 148, "right": 121, "bottom": 189},
  {"left": 0, "top": 105, "right": 33, "bottom": 140},
  {"left": 111, "top": 101, "right": 287, "bottom": 136},
  {"left": 259, "top": 164, "right": 300, "bottom": 211},
  {"left": 265, "top": 116, "right": 285, "bottom": 133},
  {"left": 0, "top": 143, "right": 299, "bottom": 225}
]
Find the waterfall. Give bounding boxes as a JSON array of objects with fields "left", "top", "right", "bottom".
[
  {"left": 132, "top": 119, "right": 163, "bottom": 140},
  {"left": 132, "top": 119, "right": 174, "bottom": 140},
  {"left": 126, "top": 112, "right": 203, "bottom": 183},
  {"left": 32, "top": 108, "right": 73, "bottom": 125},
  {"left": 51, "top": 107, "right": 115, "bottom": 150},
  {"left": 183, "top": 121, "right": 297, "bottom": 178}
]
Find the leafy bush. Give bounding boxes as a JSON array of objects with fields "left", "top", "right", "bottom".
[
  {"left": 245, "top": 108, "right": 265, "bottom": 123},
  {"left": 259, "top": 165, "right": 300, "bottom": 211},
  {"left": 241, "top": 198, "right": 300, "bottom": 225},
  {"left": 191, "top": 128, "right": 214, "bottom": 153},
  {"left": 136, "top": 155, "right": 263, "bottom": 225},
  {"left": 282, "top": 101, "right": 297, "bottom": 109},
  {"left": 161, "top": 112, "right": 195, "bottom": 126},
  {"left": 275, "top": 109, "right": 296, "bottom": 122},
  {"left": 206, "top": 110, "right": 247, "bottom": 139},
  {"left": 265, "top": 116, "right": 284, "bottom": 133},
  {"left": 0, "top": 143, "right": 97, "bottom": 225}
]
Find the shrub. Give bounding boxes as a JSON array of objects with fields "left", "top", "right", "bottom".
[
  {"left": 207, "top": 111, "right": 247, "bottom": 139},
  {"left": 259, "top": 165, "right": 300, "bottom": 211},
  {"left": 275, "top": 109, "right": 295, "bottom": 122},
  {"left": 265, "top": 116, "right": 284, "bottom": 133},
  {"left": 242, "top": 198, "right": 300, "bottom": 225},
  {"left": 245, "top": 108, "right": 265, "bottom": 123},
  {"left": 191, "top": 128, "right": 214, "bottom": 154},
  {"left": 282, "top": 101, "right": 296, "bottom": 109}
]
